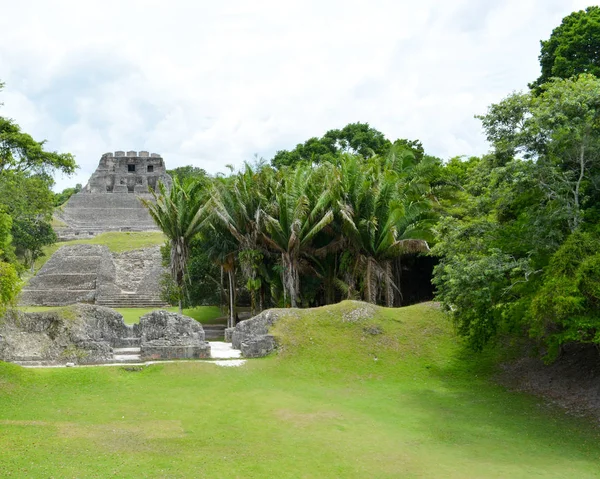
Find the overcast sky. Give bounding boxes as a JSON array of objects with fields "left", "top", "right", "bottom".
[{"left": 0, "top": 0, "right": 594, "bottom": 191}]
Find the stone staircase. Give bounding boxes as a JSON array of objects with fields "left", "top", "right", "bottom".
[
  {"left": 96, "top": 293, "right": 167, "bottom": 308},
  {"left": 203, "top": 325, "right": 226, "bottom": 340},
  {"left": 112, "top": 337, "right": 141, "bottom": 363}
]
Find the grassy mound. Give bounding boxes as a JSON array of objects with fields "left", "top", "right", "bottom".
[{"left": 1, "top": 302, "right": 599, "bottom": 478}]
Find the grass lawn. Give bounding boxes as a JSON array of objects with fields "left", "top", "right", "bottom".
[
  {"left": 17, "top": 305, "right": 223, "bottom": 325},
  {"left": 1, "top": 302, "right": 599, "bottom": 478},
  {"left": 33, "top": 231, "right": 166, "bottom": 273}
]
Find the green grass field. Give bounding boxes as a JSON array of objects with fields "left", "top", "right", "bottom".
[
  {"left": 18, "top": 305, "right": 223, "bottom": 325},
  {"left": 1, "top": 302, "right": 599, "bottom": 478}
]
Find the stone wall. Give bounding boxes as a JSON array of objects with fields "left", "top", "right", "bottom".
[
  {"left": 0, "top": 304, "right": 132, "bottom": 365},
  {"left": 0, "top": 305, "right": 210, "bottom": 365}
]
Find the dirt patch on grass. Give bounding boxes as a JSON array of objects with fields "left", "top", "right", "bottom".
[{"left": 496, "top": 343, "right": 600, "bottom": 424}]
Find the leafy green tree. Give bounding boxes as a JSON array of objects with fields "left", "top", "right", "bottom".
[
  {"left": 530, "top": 6, "right": 600, "bottom": 90},
  {"left": 1, "top": 84, "right": 76, "bottom": 177},
  {"left": 0, "top": 81, "right": 75, "bottom": 272},
  {"left": 167, "top": 165, "right": 209, "bottom": 184},
  {"left": 435, "top": 77, "right": 600, "bottom": 354},
  {"left": 54, "top": 183, "right": 82, "bottom": 207},
  {"left": 478, "top": 74, "right": 600, "bottom": 231},
  {"left": 0, "top": 261, "right": 20, "bottom": 316},
  {"left": 141, "top": 178, "right": 210, "bottom": 313},
  {"left": 530, "top": 231, "right": 600, "bottom": 361},
  {"left": 11, "top": 217, "right": 57, "bottom": 271},
  {"left": 271, "top": 122, "right": 401, "bottom": 168},
  {"left": 0, "top": 171, "right": 56, "bottom": 220},
  {"left": 0, "top": 211, "right": 19, "bottom": 314}
]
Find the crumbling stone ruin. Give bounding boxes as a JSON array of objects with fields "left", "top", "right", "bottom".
[
  {"left": 83, "top": 150, "right": 172, "bottom": 195},
  {"left": 21, "top": 150, "right": 173, "bottom": 308},
  {"left": 20, "top": 244, "right": 165, "bottom": 307},
  {"left": 54, "top": 151, "right": 172, "bottom": 241},
  {"left": 0, "top": 305, "right": 210, "bottom": 365},
  {"left": 227, "top": 309, "right": 292, "bottom": 358}
]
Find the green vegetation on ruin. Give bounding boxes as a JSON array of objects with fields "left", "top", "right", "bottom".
[
  {"left": 32, "top": 231, "right": 166, "bottom": 273},
  {"left": 1, "top": 302, "right": 599, "bottom": 478},
  {"left": 17, "top": 305, "right": 223, "bottom": 325}
]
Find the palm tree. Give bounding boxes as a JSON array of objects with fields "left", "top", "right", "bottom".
[
  {"left": 336, "top": 154, "right": 431, "bottom": 306},
  {"left": 261, "top": 164, "right": 335, "bottom": 307},
  {"left": 211, "top": 164, "right": 270, "bottom": 315},
  {"left": 141, "top": 178, "right": 210, "bottom": 314}
]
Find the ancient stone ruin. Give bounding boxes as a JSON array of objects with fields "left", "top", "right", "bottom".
[
  {"left": 83, "top": 150, "right": 172, "bottom": 195},
  {"left": 227, "top": 309, "right": 290, "bottom": 358},
  {"left": 20, "top": 150, "right": 173, "bottom": 308},
  {"left": 0, "top": 305, "right": 210, "bottom": 366},
  {"left": 54, "top": 151, "right": 172, "bottom": 241},
  {"left": 20, "top": 244, "right": 165, "bottom": 307}
]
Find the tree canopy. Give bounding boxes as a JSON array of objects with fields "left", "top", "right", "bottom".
[
  {"left": 271, "top": 122, "right": 423, "bottom": 169},
  {"left": 0, "top": 80, "right": 76, "bottom": 309},
  {"left": 530, "top": 6, "right": 600, "bottom": 89}
]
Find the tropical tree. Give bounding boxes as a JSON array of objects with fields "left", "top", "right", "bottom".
[
  {"left": 479, "top": 74, "right": 600, "bottom": 231},
  {"left": 333, "top": 152, "right": 431, "bottom": 306},
  {"left": 142, "top": 178, "right": 210, "bottom": 314},
  {"left": 262, "top": 165, "right": 335, "bottom": 307},
  {"left": 530, "top": 6, "right": 600, "bottom": 90},
  {"left": 211, "top": 164, "right": 270, "bottom": 315},
  {"left": 1, "top": 82, "right": 76, "bottom": 177}
]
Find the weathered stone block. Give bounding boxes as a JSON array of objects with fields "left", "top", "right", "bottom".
[
  {"left": 139, "top": 151, "right": 149, "bottom": 157},
  {"left": 230, "top": 309, "right": 293, "bottom": 357},
  {"left": 224, "top": 327, "right": 235, "bottom": 342},
  {"left": 241, "top": 335, "right": 276, "bottom": 358},
  {"left": 138, "top": 310, "right": 210, "bottom": 360},
  {"left": 115, "top": 151, "right": 125, "bottom": 157},
  {"left": 112, "top": 185, "right": 129, "bottom": 193}
]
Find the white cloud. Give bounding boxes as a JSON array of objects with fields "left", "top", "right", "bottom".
[{"left": 0, "top": 0, "right": 594, "bottom": 190}]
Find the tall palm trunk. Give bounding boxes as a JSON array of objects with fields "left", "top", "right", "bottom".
[
  {"left": 282, "top": 253, "right": 298, "bottom": 307},
  {"left": 384, "top": 260, "right": 394, "bottom": 307},
  {"left": 227, "top": 269, "right": 236, "bottom": 329},
  {"left": 365, "top": 258, "right": 376, "bottom": 304}
]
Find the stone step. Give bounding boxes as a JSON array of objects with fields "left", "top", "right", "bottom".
[
  {"left": 113, "top": 347, "right": 141, "bottom": 355},
  {"left": 113, "top": 354, "right": 142, "bottom": 363},
  {"left": 97, "top": 300, "right": 166, "bottom": 304},
  {"left": 98, "top": 303, "right": 168, "bottom": 308},
  {"left": 204, "top": 331, "right": 225, "bottom": 340},
  {"left": 115, "top": 337, "right": 141, "bottom": 347},
  {"left": 98, "top": 298, "right": 165, "bottom": 302}
]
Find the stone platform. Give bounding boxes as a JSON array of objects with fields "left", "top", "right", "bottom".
[
  {"left": 20, "top": 244, "right": 166, "bottom": 307},
  {"left": 54, "top": 193, "right": 159, "bottom": 240}
]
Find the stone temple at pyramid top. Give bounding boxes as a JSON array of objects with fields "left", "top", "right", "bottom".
[
  {"left": 54, "top": 151, "right": 173, "bottom": 240},
  {"left": 83, "top": 150, "right": 173, "bottom": 194}
]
